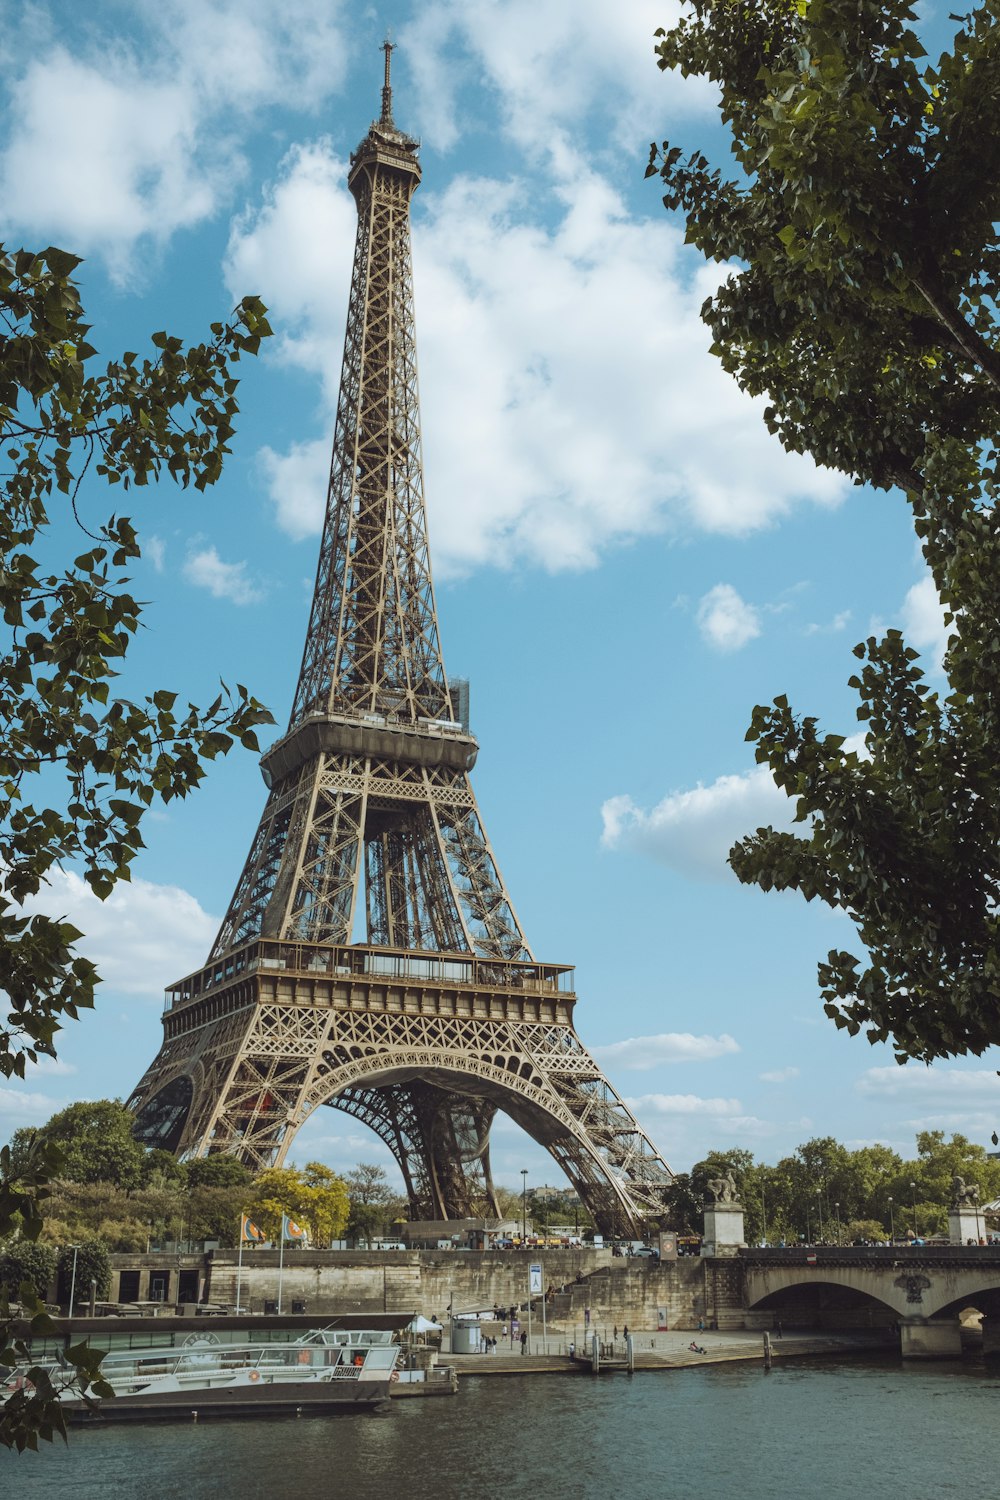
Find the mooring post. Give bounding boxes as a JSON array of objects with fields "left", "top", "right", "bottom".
[{"left": 763, "top": 1331, "right": 772, "bottom": 1370}]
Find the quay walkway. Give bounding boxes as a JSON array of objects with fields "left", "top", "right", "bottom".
[{"left": 445, "top": 1328, "right": 887, "bottom": 1377}]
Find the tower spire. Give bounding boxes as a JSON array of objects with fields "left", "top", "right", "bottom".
[{"left": 380, "top": 37, "right": 394, "bottom": 126}]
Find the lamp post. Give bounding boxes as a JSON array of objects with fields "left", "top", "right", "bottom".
[
  {"left": 761, "top": 1181, "right": 768, "bottom": 1247},
  {"left": 805, "top": 1203, "right": 811, "bottom": 1243},
  {"left": 816, "top": 1192, "right": 824, "bottom": 1243},
  {"left": 521, "top": 1169, "right": 528, "bottom": 1243},
  {"left": 910, "top": 1181, "right": 918, "bottom": 1238},
  {"left": 888, "top": 1196, "right": 895, "bottom": 1243},
  {"left": 67, "top": 1244, "right": 80, "bottom": 1319},
  {"left": 834, "top": 1202, "right": 841, "bottom": 1244}
]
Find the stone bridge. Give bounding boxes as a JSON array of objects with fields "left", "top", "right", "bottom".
[{"left": 741, "top": 1246, "right": 1000, "bottom": 1357}]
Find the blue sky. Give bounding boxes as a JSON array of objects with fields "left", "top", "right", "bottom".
[{"left": 3, "top": 0, "right": 995, "bottom": 1192}]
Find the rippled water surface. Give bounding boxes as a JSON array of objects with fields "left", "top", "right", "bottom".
[{"left": 1, "top": 1358, "right": 993, "bottom": 1499}]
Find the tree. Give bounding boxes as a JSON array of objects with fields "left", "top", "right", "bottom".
[
  {"left": 0, "top": 244, "right": 272, "bottom": 1449},
  {"left": 345, "top": 1163, "right": 395, "bottom": 1245},
  {"left": 55, "top": 1240, "right": 110, "bottom": 1305},
  {"left": 139, "top": 1150, "right": 188, "bottom": 1190},
  {"left": 0, "top": 244, "right": 273, "bottom": 1082},
  {"left": 0, "top": 1241, "right": 55, "bottom": 1302},
  {"left": 15, "top": 1100, "right": 146, "bottom": 1190},
  {"left": 648, "top": 1, "right": 1000, "bottom": 1062},
  {"left": 300, "top": 1162, "right": 350, "bottom": 1246},
  {"left": 187, "top": 1185, "right": 247, "bottom": 1246},
  {"left": 186, "top": 1156, "right": 252, "bottom": 1190},
  {"left": 246, "top": 1163, "right": 349, "bottom": 1246}
]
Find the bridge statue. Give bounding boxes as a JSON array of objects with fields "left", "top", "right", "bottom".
[
  {"left": 705, "top": 1172, "right": 741, "bottom": 1207},
  {"left": 951, "top": 1176, "right": 980, "bottom": 1210},
  {"left": 702, "top": 1172, "right": 745, "bottom": 1256}
]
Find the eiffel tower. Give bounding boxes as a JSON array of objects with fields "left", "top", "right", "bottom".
[{"left": 128, "top": 46, "right": 674, "bottom": 1234}]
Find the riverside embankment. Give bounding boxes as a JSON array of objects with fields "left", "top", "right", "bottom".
[{"left": 445, "top": 1327, "right": 891, "bottom": 1376}]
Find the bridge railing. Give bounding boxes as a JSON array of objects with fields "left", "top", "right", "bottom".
[{"left": 741, "top": 1245, "right": 1000, "bottom": 1266}]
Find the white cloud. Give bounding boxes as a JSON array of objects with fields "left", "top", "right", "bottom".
[
  {"left": 184, "top": 544, "right": 263, "bottom": 605},
  {"left": 900, "top": 574, "right": 951, "bottom": 671},
  {"left": 626, "top": 1093, "right": 746, "bottom": 1117},
  {"left": 601, "top": 765, "right": 793, "bottom": 881},
  {"left": 226, "top": 142, "right": 844, "bottom": 576},
  {"left": 805, "top": 609, "right": 851, "bottom": 636},
  {"left": 402, "top": 0, "right": 714, "bottom": 156},
  {"left": 23, "top": 1056, "right": 77, "bottom": 1078},
  {"left": 146, "top": 536, "right": 167, "bottom": 573},
  {"left": 0, "top": 1087, "right": 60, "bottom": 1124},
  {"left": 857, "top": 1066, "right": 1000, "bottom": 1102},
  {"left": 20, "top": 870, "right": 217, "bottom": 997},
  {"left": 603, "top": 733, "right": 868, "bottom": 879},
  {"left": 759, "top": 1066, "right": 800, "bottom": 1084},
  {"left": 696, "top": 583, "right": 762, "bottom": 652},
  {"left": 0, "top": 3, "right": 349, "bottom": 277},
  {"left": 591, "top": 1031, "right": 740, "bottom": 1070},
  {"left": 259, "top": 439, "right": 331, "bottom": 542}
]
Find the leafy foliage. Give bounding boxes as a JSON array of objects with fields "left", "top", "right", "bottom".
[
  {"left": 11, "top": 1101, "right": 145, "bottom": 1190},
  {"left": 0, "top": 1242, "right": 55, "bottom": 1301},
  {"left": 0, "top": 243, "right": 273, "bottom": 1450},
  {"left": 345, "top": 1163, "right": 397, "bottom": 1244},
  {"left": 246, "top": 1163, "right": 349, "bottom": 1246},
  {"left": 0, "top": 244, "right": 274, "bottom": 1080},
  {"left": 187, "top": 1155, "right": 252, "bottom": 1190},
  {"left": 55, "top": 1240, "right": 110, "bottom": 1306},
  {"left": 648, "top": 0, "right": 1000, "bottom": 1061},
  {"left": 0, "top": 1300, "right": 112, "bottom": 1454},
  {"left": 663, "top": 1132, "right": 1000, "bottom": 1242}
]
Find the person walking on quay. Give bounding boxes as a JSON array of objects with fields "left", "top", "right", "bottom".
[{"left": 520, "top": 1330, "right": 528, "bottom": 1356}]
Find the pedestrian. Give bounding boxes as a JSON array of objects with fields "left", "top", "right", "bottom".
[
  {"left": 623, "top": 1324, "right": 629, "bottom": 1340},
  {"left": 775, "top": 1320, "right": 783, "bottom": 1338},
  {"left": 697, "top": 1316, "right": 705, "bottom": 1332},
  {"left": 520, "top": 1330, "right": 528, "bottom": 1356},
  {"left": 613, "top": 1325, "right": 618, "bottom": 1340}
]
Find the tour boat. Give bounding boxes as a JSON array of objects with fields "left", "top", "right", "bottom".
[{"left": 3, "top": 1327, "right": 400, "bottom": 1420}]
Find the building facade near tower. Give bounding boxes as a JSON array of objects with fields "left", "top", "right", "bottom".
[{"left": 128, "top": 47, "right": 674, "bottom": 1236}]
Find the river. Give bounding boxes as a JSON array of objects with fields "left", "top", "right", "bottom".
[{"left": 1, "top": 1357, "right": 992, "bottom": 1498}]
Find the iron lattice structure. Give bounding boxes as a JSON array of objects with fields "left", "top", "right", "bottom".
[{"left": 128, "top": 49, "right": 674, "bottom": 1234}]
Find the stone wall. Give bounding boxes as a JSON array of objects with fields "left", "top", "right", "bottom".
[{"left": 184, "top": 1249, "right": 748, "bottom": 1332}]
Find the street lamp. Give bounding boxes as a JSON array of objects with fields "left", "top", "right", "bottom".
[
  {"left": 834, "top": 1202, "right": 841, "bottom": 1244},
  {"left": 521, "top": 1169, "right": 528, "bottom": 1243},
  {"left": 805, "top": 1202, "right": 811, "bottom": 1243},
  {"left": 761, "top": 1181, "right": 768, "bottom": 1247},
  {"left": 888, "top": 1196, "right": 895, "bottom": 1243},
  {"left": 816, "top": 1192, "right": 824, "bottom": 1242},
  {"left": 67, "top": 1244, "right": 80, "bottom": 1319},
  {"left": 910, "top": 1181, "right": 918, "bottom": 1238}
]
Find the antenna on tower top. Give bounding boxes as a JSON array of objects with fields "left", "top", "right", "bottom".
[{"left": 380, "top": 36, "right": 394, "bottom": 125}]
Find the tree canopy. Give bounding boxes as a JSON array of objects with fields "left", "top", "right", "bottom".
[
  {"left": 0, "top": 244, "right": 273, "bottom": 1085},
  {"left": 9, "top": 1100, "right": 145, "bottom": 1191},
  {"left": 648, "top": 0, "right": 1000, "bottom": 1062},
  {"left": 0, "top": 245, "right": 272, "bottom": 1449},
  {"left": 662, "top": 1131, "right": 1000, "bottom": 1242},
  {"left": 245, "top": 1163, "right": 350, "bottom": 1247}
]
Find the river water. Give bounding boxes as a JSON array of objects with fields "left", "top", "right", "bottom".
[{"left": 1, "top": 1358, "right": 993, "bottom": 1498}]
